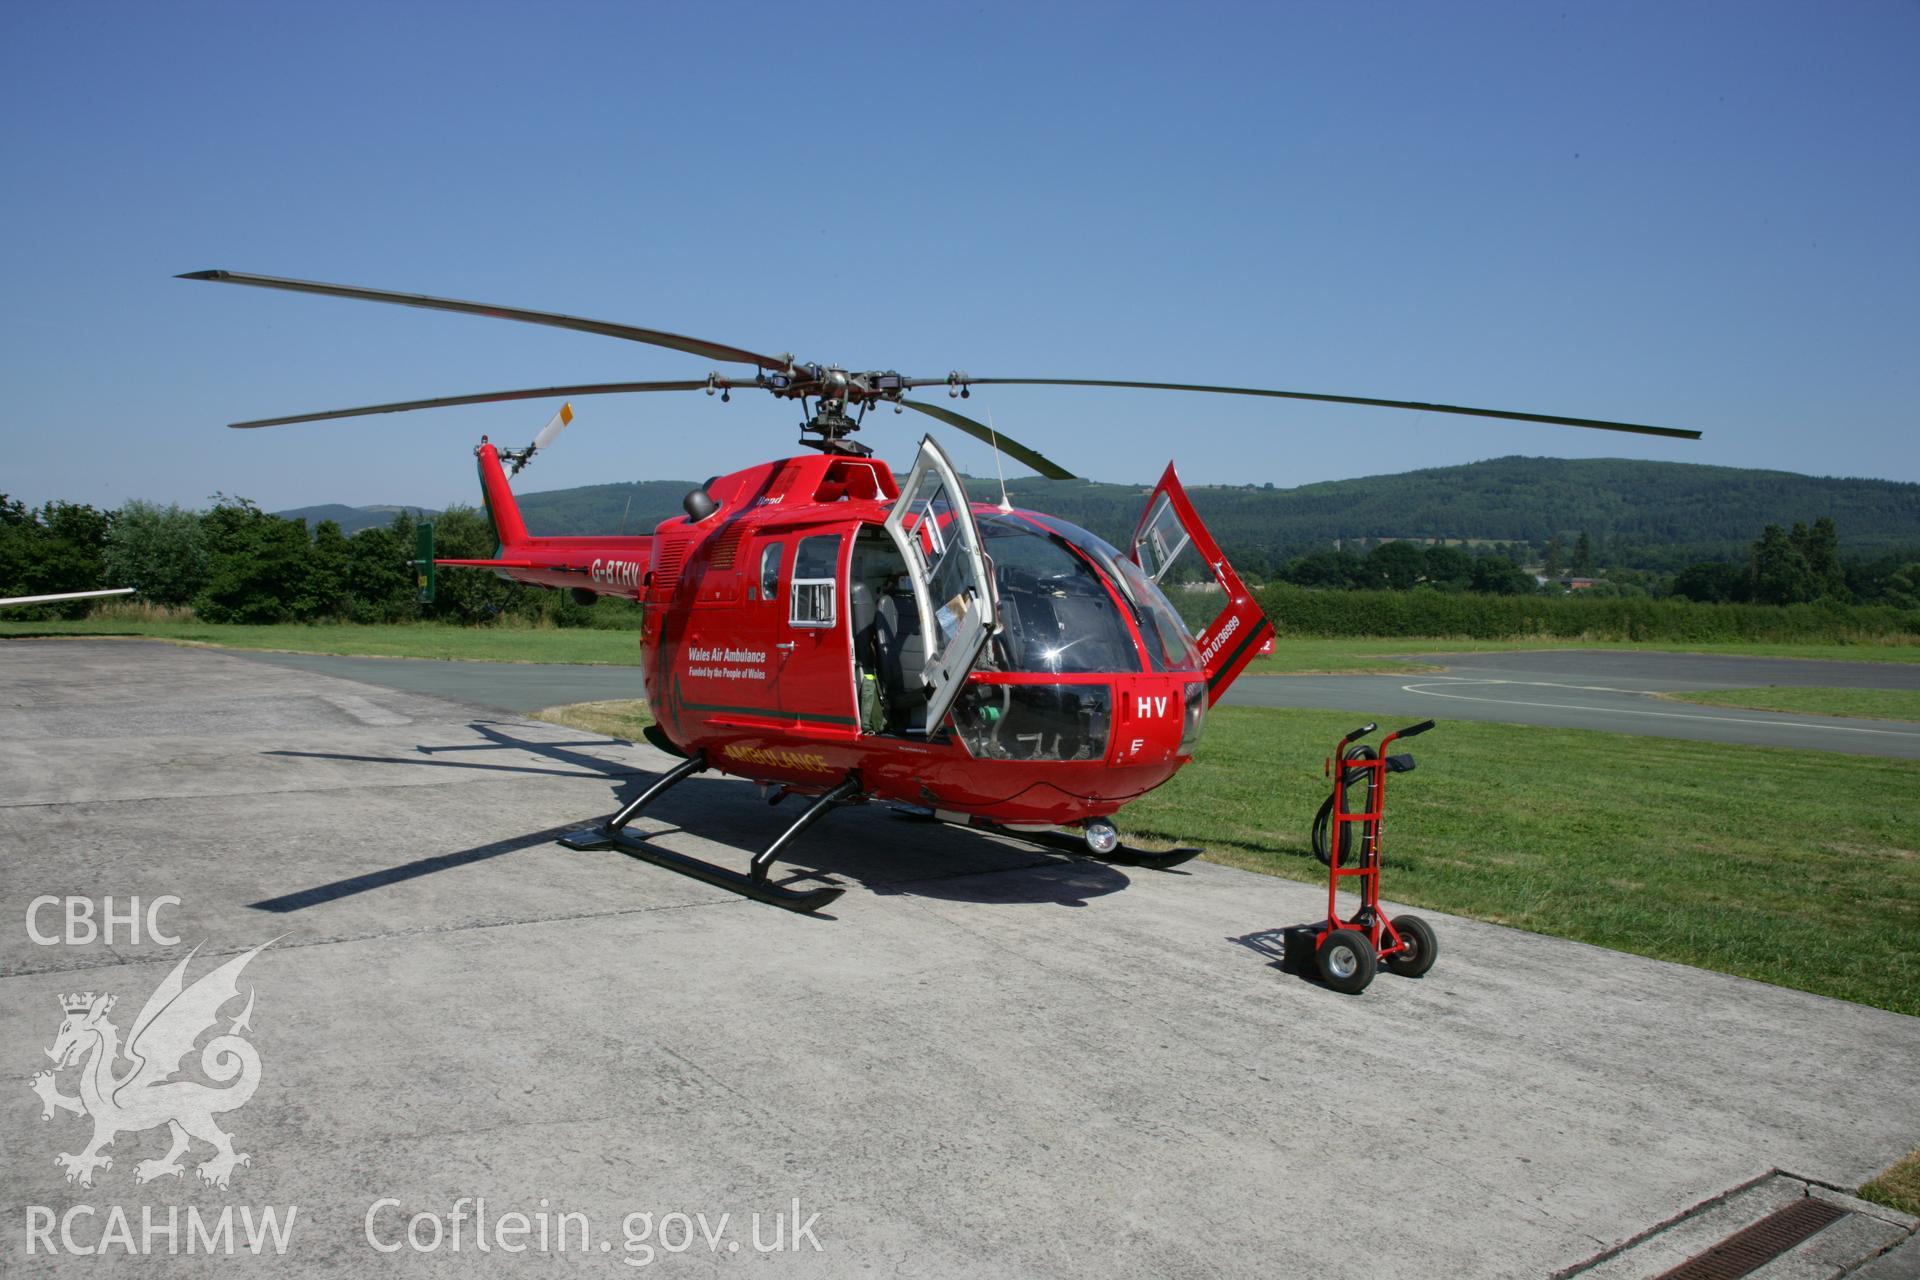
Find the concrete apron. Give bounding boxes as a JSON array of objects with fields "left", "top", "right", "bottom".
[{"left": 2, "top": 639, "right": 1917, "bottom": 1278}]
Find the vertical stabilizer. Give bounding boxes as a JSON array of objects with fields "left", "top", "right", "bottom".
[{"left": 475, "top": 440, "right": 530, "bottom": 551}]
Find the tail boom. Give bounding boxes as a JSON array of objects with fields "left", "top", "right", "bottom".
[{"left": 453, "top": 440, "right": 653, "bottom": 599}]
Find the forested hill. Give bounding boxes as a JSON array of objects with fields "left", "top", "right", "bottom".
[
  {"left": 1007, "top": 456, "right": 1920, "bottom": 571},
  {"left": 1243, "top": 456, "right": 1917, "bottom": 553},
  {"left": 275, "top": 503, "right": 438, "bottom": 534},
  {"left": 281, "top": 456, "right": 1920, "bottom": 573}
]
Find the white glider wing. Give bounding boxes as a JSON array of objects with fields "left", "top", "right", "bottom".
[{"left": 0, "top": 587, "right": 135, "bottom": 608}]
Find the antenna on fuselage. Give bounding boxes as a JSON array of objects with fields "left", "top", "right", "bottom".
[{"left": 987, "top": 408, "right": 1013, "bottom": 514}]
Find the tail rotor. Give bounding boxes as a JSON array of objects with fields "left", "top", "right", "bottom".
[{"left": 505, "top": 402, "right": 574, "bottom": 475}]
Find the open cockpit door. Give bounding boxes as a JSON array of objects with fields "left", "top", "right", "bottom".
[
  {"left": 1130, "top": 462, "right": 1275, "bottom": 703},
  {"left": 884, "top": 435, "right": 1000, "bottom": 733}
]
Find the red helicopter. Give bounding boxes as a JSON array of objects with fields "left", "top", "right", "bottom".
[{"left": 185, "top": 270, "right": 1699, "bottom": 911}]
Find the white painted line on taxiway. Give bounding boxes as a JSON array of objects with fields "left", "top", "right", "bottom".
[{"left": 1400, "top": 678, "right": 1920, "bottom": 737}]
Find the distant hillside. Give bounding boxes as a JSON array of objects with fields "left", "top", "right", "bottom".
[
  {"left": 288, "top": 457, "right": 1920, "bottom": 573},
  {"left": 518, "top": 481, "right": 708, "bottom": 537},
  {"left": 276, "top": 503, "right": 438, "bottom": 535},
  {"left": 997, "top": 457, "right": 1920, "bottom": 571}
]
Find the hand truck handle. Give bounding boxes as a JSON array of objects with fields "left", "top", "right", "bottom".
[{"left": 1340, "top": 722, "right": 1377, "bottom": 746}]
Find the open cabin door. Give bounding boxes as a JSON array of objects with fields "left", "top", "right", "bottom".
[
  {"left": 884, "top": 436, "right": 999, "bottom": 733},
  {"left": 1130, "top": 462, "right": 1276, "bottom": 704}
]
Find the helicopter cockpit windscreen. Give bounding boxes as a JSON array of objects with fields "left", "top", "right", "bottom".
[
  {"left": 1023, "top": 514, "right": 1203, "bottom": 673},
  {"left": 977, "top": 514, "right": 1140, "bottom": 674},
  {"left": 949, "top": 513, "right": 1199, "bottom": 765}
]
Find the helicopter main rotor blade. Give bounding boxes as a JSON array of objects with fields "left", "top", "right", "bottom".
[
  {"left": 904, "top": 377, "right": 1702, "bottom": 440},
  {"left": 179, "top": 270, "right": 794, "bottom": 371},
  {"left": 898, "top": 400, "right": 1076, "bottom": 480},
  {"left": 227, "top": 380, "right": 711, "bottom": 428}
]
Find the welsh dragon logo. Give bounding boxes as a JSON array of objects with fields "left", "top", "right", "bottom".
[{"left": 29, "top": 940, "right": 272, "bottom": 1190}]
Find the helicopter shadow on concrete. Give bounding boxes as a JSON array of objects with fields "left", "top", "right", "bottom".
[
  {"left": 250, "top": 721, "right": 1135, "bottom": 914},
  {"left": 826, "top": 809, "right": 1137, "bottom": 908}
]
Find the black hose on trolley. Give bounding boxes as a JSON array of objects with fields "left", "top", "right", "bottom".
[{"left": 1311, "top": 744, "right": 1377, "bottom": 868}]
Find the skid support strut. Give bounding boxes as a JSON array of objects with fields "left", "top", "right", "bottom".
[
  {"left": 564, "top": 752, "right": 710, "bottom": 845},
  {"left": 559, "top": 756, "right": 852, "bottom": 913},
  {"left": 753, "top": 777, "right": 861, "bottom": 883}
]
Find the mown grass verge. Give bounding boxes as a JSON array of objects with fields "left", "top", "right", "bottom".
[
  {"left": 9, "top": 617, "right": 1919, "bottom": 673},
  {"left": 530, "top": 699, "right": 652, "bottom": 738},
  {"left": 1123, "top": 706, "right": 1919, "bottom": 1016},
  {"left": 1861, "top": 1148, "right": 1920, "bottom": 1218},
  {"left": 0, "top": 618, "right": 643, "bottom": 665},
  {"left": 1241, "top": 635, "right": 1920, "bottom": 676}
]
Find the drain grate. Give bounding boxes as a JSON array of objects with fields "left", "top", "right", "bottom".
[{"left": 1653, "top": 1196, "right": 1848, "bottom": 1280}]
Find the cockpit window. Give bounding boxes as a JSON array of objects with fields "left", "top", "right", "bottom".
[
  {"left": 1112, "top": 556, "right": 1204, "bottom": 671},
  {"left": 1025, "top": 514, "right": 1202, "bottom": 672},
  {"left": 977, "top": 514, "right": 1140, "bottom": 674}
]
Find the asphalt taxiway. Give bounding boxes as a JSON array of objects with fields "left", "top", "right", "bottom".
[
  {"left": 2, "top": 639, "right": 1916, "bottom": 1276},
  {"left": 1231, "top": 648, "right": 1920, "bottom": 758},
  {"left": 235, "top": 645, "right": 1920, "bottom": 757}
]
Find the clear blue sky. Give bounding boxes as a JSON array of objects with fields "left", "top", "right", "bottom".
[{"left": 3, "top": 0, "right": 1915, "bottom": 513}]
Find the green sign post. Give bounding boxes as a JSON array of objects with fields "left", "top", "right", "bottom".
[{"left": 413, "top": 521, "right": 436, "bottom": 604}]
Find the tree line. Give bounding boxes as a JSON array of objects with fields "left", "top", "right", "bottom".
[
  {"left": 1266, "top": 517, "right": 1919, "bottom": 609},
  {"left": 5, "top": 492, "right": 1916, "bottom": 625},
  {"left": 1668, "top": 517, "right": 1918, "bottom": 607},
  {"left": 0, "top": 495, "right": 618, "bottom": 626}
]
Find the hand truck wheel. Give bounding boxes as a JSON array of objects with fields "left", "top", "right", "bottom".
[
  {"left": 1316, "top": 928, "right": 1376, "bottom": 994},
  {"left": 1383, "top": 914, "right": 1438, "bottom": 978}
]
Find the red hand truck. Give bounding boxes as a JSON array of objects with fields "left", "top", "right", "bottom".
[{"left": 1303, "top": 719, "right": 1439, "bottom": 993}]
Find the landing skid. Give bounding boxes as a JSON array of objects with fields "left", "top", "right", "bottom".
[
  {"left": 563, "top": 826, "right": 847, "bottom": 913},
  {"left": 891, "top": 807, "right": 1202, "bottom": 871},
  {"left": 559, "top": 753, "right": 854, "bottom": 913},
  {"left": 1004, "top": 827, "right": 1203, "bottom": 871}
]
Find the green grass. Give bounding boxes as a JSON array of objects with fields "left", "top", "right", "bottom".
[
  {"left": 531, "top": 698, "right": 652, "bottom": 737},
  {"left": 1121, "top": 705, "right": 1920, "bottom": 1016},
  {"left": 0, "top": 618, "right": 643, "bottom": 665},
  {"left": 1862, "top": 1148, "right": 1920, "bottom": 1218},
  {"left": 9, "top": 618, "right": 1916, "bottom": 675},
  {"left": 1667, "top": 686, "right": 1920, "bottom": 722},
  {"left": 1242, "top": 635, "right": 1920, "bottom": 676}
]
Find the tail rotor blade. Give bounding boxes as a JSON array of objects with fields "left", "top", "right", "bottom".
[{"left": 531, "top": 402, "right": 574, "bottom": 452}]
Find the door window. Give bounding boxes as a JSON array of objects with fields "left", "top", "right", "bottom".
[
  {"left": 1128, "top": 463, "right": 1275, "bottom": 702},
  {"left": 789, "top": 534, "right": 839, "bottom": 627},
  {"left": 883, "top": 436, "right": 997, "bottom": 733}
]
